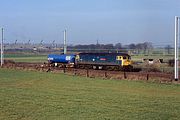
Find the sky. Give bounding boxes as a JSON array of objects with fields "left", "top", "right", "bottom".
[{"left": 0, "top": 0, "right": 180, "bottom": 46}]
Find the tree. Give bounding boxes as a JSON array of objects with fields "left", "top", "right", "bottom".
[
  {"left": 128, "top": 43, "right": 136, "bottom": 49},
  {"left": 114, "top": 43, "right": 122, "bottom": 49},
  {"left": 104, "top": 44, "right": 114, "bottom": 49},
  {"left": 135, "top": 42, "right": 153, "bottom": 54}
]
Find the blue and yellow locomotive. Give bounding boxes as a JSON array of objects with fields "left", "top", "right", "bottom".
[{"left": 75, "top": 53, "right": 132, "bottom": 70}]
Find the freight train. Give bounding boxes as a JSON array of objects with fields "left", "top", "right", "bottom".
[{"left": 48, "top": 53, "right": 133, "bottom": 71}]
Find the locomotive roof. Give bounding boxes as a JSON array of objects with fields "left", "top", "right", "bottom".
[{"left": 78, "top": 53, "right": 130, "bottom": 56}]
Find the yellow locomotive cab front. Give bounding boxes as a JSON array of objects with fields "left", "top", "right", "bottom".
[
  {"left": 122, "top": 56, "right": 132, "bottom": 66},
  {"left": 123, "top": 59, "right": 132, "bottom": 66}
]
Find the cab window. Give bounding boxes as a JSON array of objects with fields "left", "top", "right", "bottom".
[
  {"left": 76, "top": 55, "right": 80, "bottom": 60},
  {"left": 123, "top": 56, "right": 126, "bottom": 59},
  {"left": 116, "top": 56, "right": 122, "bottom": 60}
]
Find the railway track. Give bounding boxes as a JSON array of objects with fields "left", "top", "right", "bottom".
[{"left": 2, "top": 61, "right": 176, "bottom": 83}]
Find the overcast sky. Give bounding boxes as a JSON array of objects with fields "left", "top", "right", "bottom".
[{"left": 0, "top": 0, "right": 180, "bottom": 45}]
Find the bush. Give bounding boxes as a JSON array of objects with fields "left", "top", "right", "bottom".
[
  {"left": 168, "top": 59, "right": 174, "bottom": 67},
  {"left": 142, "top": 64, "right": 161, "bottom": 72}
]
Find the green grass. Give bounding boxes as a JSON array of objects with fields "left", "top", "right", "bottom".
[
  {"left": 4, "top": 54, "right": 47, "bottom": 63},
  {"left": 6, "top": 56, "right": 47, "bottom": 62},
  {"left": 0, "top": 68, "right": 180, "bottom": 120}
]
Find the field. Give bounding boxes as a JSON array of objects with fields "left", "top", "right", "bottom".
[
  {"left": 4, "top": 53, "right": 47, "bottom": 63},
  {"left": 0, "top": 68, "right": 180, "bottom": 120}
]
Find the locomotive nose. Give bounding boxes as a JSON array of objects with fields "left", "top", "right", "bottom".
[{"left": 124, "top": 59, "right": 132, "bottom": 66}]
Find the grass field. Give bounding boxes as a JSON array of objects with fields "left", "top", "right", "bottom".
[
  {"left": 0, "top": 68, "right": 179, "bottom": 120},
  {"left": 4, "top": 54, "right": 47, "bottom": 63}
]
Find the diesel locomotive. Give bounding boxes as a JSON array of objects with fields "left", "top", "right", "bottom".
[{"left": 48, "top": 53, "right": 133, "bottom": 71}]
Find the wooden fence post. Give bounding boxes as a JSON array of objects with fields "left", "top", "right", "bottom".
[
  {"left": 86, "top": 69, "right": 89, "bottom": 77},
  {"left": 74, "top": 69, "right": 77, "bottom": 76},
  {"left": 124, "top": 71, "right": 127, "bottom": 79},
  {"left": 147, "top": 74, "right": 149, "bottom": 81},
  {"left": 104, "top": 72, "right": 107, "bottom": 78},
  {"left": 63, "top": 65, "right": 66, "bottom": 73}
]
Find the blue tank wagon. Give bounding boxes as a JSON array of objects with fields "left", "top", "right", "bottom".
[{"left": 48, "top": 54, "right": 75, "bottom": 67}]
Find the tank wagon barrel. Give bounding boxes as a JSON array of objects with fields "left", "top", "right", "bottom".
[{"left": 48, "top": 54, "right": 75, "bottom": 67}]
